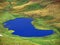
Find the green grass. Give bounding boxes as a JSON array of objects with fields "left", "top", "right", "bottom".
[
  {"left": 0, "top": 12, "right": 60, "bottom": 45},
  {"left": 21, "top": 3, "right": 44, "bottom": 12},
  {"left": 0, "top": 0, "right": 60, "bottom": 45},
  {"left": 16, "top": 0, "right": 29, "bottom": 6}
]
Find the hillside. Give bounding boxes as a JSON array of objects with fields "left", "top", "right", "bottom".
[{"left": 0, "top": 0, "right": 60, "bottom": 45}]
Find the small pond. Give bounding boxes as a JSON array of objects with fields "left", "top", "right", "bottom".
[{"left": 4, "top": 18, "right": 54, "bottom": 37}]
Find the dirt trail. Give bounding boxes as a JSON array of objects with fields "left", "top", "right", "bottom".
[
  {"left": 23, "top": 9, "right": 49, "bottom": 17},
  {"left": 23, "top": 3, "right": 60, "bottom": 26},
  {"left": 13, "top": 1, "right": 35, "bottom": 10},
  {"left": 23, "top": 3, "right": 60, "bottom": 17}
]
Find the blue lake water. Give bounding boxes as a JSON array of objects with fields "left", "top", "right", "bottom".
[{"left": 4, "top": 18, "right": 54, "bottom": 37}]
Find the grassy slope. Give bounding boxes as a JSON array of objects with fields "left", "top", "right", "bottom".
[{"left": 0, "top": 0, "right": 60, "bottom": 45}]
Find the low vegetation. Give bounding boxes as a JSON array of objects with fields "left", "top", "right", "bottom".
[{"left": 0, "top": 0, "right": 60, "bottom": 45}]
